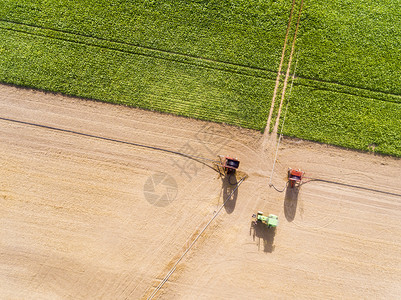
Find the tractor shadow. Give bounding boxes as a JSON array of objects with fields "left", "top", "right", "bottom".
[
  {"left": 250, "top": 221, "right": 276, "bottom": 253},
  {"left": 284, "top": 186, "right": 300, "bottom": 222},
  {"left": 222, "top": 174, "right": 238, "bottom": 214}
]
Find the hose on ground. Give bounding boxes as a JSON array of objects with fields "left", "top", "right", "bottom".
[{"left": 269, "top": 181, "right": 288, "bottom": 193}]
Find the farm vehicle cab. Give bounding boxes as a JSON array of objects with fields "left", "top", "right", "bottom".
[
  {"left": 217, "top": 155, "right": 240, "bottom": 177},
  {"left": 288, "top": 168, "right": 304, "bottom": 188},
  {"left": 252, "top": 211, "right": 278, "bottom": 228}
]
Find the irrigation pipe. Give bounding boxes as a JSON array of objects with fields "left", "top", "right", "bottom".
[
  {"left": 268, "top": 54, "right": 299, "bottom": 191},
  {"left": 0, "top": 116, "right": 219, "bottom": 167},
  {"left": 146, "top": 175, "right": 247, "bottom": 300},
  {"left": 302, "top": 177, "right": 401, "bottom": 198}
]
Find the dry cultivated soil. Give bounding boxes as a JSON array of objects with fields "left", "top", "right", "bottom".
[{"left": 1, "top": 84, "right": 401, "bottom": 299}]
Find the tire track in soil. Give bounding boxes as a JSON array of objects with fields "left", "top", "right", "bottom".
[
  {"left": 0, "top": 20, "right": 276, "bottom": 81},
  {"left": 264, "top": 0, "right": 297, "bottom": 138},
  {"left": 262, "top": 0, "right": 304, "bottom": 182},
  {"left": 272, "top": 0, "right": 304, "bottom": 136}
]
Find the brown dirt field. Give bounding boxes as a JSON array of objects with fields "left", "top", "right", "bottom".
[{"left": 1, "top": 84, "right": 400, "bottom": 299}]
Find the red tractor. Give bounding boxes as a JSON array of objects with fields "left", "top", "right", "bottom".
[{"left": 288, "top": 168, "right": 304, "bottom": 188}]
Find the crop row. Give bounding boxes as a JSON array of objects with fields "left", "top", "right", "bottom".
[
  {"left": 282, "top": 85, "right": 401, "bottom": 157},
  {"left": 296, "top": 0, "right": 401, "bottom": 96},
  {"left": 295, "top": 77, "right": 401, "bottom": 105},
  {"left": 0, "top": 0, "right": 292, "bottom": 71},
  {"left": 0, "top": 20, "right": 277, "bottom": 82},
  {"left": 0, "top": 29, "right": 274, "bottom": 130}
]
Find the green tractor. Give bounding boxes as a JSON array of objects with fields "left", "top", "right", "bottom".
[{"left": 252, "top": 211, "right": 278, "bottom": 228}]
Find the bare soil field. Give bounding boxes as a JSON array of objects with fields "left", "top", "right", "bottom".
[{"left": 1, "top": 84, "right": 400, "bottom": 299}]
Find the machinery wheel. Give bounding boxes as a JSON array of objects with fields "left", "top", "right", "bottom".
[{"left": 228, "top": 173, "right": 237, "bottom": 185}]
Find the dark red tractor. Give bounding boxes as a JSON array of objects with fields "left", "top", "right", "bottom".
[
  {"left": 288, "top": 168, "right": 304, "bottom": 188},
  {"left": 218, "top": 155, "right": 240, "bottom": 176}
]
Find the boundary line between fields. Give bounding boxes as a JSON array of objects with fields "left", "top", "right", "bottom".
[{"left": 145, "top": 175, "right": 247, "bottom": 300}]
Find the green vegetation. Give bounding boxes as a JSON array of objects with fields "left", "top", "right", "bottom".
[
  {"left": 0, "top": 0, "right": 400, "bottom": 156},
  {"left": 297, "top": 0, "right": 401, "bottom": 95},
  {"left": 282, "top": 0, "right": 401, "bottom": 156},
  {"left": 283, "top": 85, "right": 401, "bottom": 156},
  {"left": 0, "top": 0, "right": 290, "bottom": 70},
  {"left": 0, "top": 28, "right": 275, "bottom": 129},
  {"left": 0, "top": 0, "right": 292, "bottom": 130}
]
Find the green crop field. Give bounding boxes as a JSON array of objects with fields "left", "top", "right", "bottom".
[
  {"left": 283, "top": 0, "right": 401, "bottom": 156},
  {"left": 0, "top": 0, "right": 400, "bottom": 156},
  {"left": 0, "top": 0, "right": 292, "bottom": 130},
  {"left": 283, "top": 85, "right": 401, "bottom": 156},
  {"left": 297, "top": 0, "right": 401, "bottom": 95}
]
